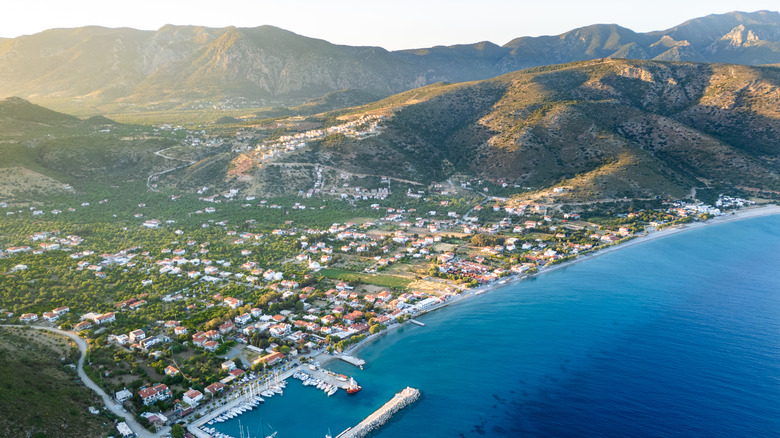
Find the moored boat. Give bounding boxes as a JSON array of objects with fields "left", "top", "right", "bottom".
[{"left": 346, "top": 377, "right": 361, "bottom": 394}]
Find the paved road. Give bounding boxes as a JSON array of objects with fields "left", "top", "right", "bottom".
[{"left": 1, "top": 324, "right": 166, "bottom": 438}]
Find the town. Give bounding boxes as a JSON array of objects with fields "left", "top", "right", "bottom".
[{"left": 0, "top": 184, "right": 757, "bottom": 437}]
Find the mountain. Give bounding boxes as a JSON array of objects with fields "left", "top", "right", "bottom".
[
  {"left": 1, "top": 11, "right": 780, "bottom": 112},
  {"left": 249, "top": 59, "right": 780, "bottom": 201}
]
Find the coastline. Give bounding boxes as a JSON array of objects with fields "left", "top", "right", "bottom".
[
  {"left": 335, "top": 204, "right": 780, "bottom": 360},
  {"left": 200, "top": 204, "right": 780, "bottom": 437}
]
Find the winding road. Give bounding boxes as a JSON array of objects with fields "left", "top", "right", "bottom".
[
  {"left": 147, "top": 148, "right": 197, "bottom": 192},
  {"left": 1, "top": 324, "right": 165, "bottom": 438}
]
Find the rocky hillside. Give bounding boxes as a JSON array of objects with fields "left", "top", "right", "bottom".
[
  {"left": 2, "top": 11, "right": 780, "bottom": 112},
  {"left": 265, "top": 59, "right": 780, "bottom": 200}
]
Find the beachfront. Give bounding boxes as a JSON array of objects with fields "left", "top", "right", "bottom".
[
  {"left": 188, "top": 204, "right": 779, "bottom": 438},
  {"left": 325, "top": 204, "right": 780, "bottom": 361}
]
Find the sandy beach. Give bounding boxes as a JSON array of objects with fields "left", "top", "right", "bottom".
[{"left": 336, "top": 204, "right": 780, "bottom": 360}]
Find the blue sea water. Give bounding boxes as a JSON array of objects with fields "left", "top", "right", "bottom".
[{"left": 216, "top": 215, "right": 780, "bottom": 437}]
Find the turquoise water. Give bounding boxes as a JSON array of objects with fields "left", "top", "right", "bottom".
[{"left": 216, "top": 215, "right": 780, "bottom": 437}]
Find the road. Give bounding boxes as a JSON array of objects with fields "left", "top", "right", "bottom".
[
  {"left": 1, "top": 324, "right": 166, "bottom": 438},
  {"left": 147, "top": 148, "right": 197, "bottom": 192}
]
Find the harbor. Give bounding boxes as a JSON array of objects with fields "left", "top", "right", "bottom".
[
  {"left": 336, "top": 387, "right": 421, "bottom": 438},
  {"left": 188, "top": 363, "right": 363, "bottom": 438}
]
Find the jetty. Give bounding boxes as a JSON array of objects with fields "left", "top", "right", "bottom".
[
  {"left": 339, "top": 355, "right": 366, "bottom": 367},
  {"left": 410, "top": 319, "right": 425, "bottom": 326},
  {"left": 337, "top": 387, "right": 421, "bottom": 438}
]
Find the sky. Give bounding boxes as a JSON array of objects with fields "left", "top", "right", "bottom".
[{"left": 4, "top": 1, "right": 779, "bottom": 50}]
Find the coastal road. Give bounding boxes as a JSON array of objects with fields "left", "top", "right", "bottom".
[{"left": 1, "top": 324, "right": 164, "bottom": 438}]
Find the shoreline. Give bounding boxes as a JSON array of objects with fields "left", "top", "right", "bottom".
[
  {"left": 198, "top": 204, "right": 779, "bottom": 437},
  {"left": 332, "top": 204, "right": 780, "bottom": 361}
]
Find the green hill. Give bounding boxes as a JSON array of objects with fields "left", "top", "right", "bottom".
[{"left": 0, "top": 327, "right": 113, "bottom": 438}]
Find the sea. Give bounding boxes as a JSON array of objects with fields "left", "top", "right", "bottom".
[{"left": 215, "top": 214, "right": 780, "bottom": 438}]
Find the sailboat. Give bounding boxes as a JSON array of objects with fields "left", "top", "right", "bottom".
[{"left": 260, "top": 417, "right": 277, "bottom": 438}]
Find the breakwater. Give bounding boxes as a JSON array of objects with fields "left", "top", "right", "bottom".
[{"left": 337, "top": 387, "right": 421, "bottom": 438}]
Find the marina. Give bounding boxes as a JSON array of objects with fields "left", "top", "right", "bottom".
[{"left": 189, "top": 364, "right": 361, "bottom": 438}]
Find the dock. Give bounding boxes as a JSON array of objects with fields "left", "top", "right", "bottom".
[
  {"left": 337, "top": 387, "right": 421, "bottom": 438},
  {"left": 410, "top": 319, "right": 425, "bottom": 326},
  {"left": 339, "top": 355, "right": 366, "bottom": 367}
]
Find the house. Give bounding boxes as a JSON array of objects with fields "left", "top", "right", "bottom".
[
  {"left": 228, "top": 369, "right": 245, "bottom": 379},
  {"left": 234, "top": 313, "right": 252, "bottom": 325},
  {"left": 320, "top": 315, "right": 336, "bottom": 325},
  {"left": 115, "top": 388, "right": 133, "bottom": 403},
  {"left": 218, "top": 321, "right": 235, "bottom": 334},
  {"left": 94, "top": 312, "right": 116, "bottom": 324},
  {"left": 335, "top": 282, "right": 353, "bottom": 291},
  {"left": 205, "top": 382, "right": 226, "bottom": 396},
  {"left": 224, "top": 297, "right": 243, "bottom": 309},
  {"left": 19, "top": 313, "right": 38, "bottom": 323},
  {"left": 42, "top": 312, "right": 58, "bottom": 322},
  {"left": 192, "top": 332, "right": 207, "bottom": 347},
  {"left": 203, "top": 340, "right": 219, "bottom": 352},
  {"left": 117, "top": 422, "right": 133, "bottom": 438},
  {"left": 74, "top": 320, "right": 93, "bottom": 331},
  {"left": 183, "top": 389, "right": 203, "bottom": 406},
  {"left": 269, "top": 324, "right": 291, "bottom": 337},
  {"left": 221, "top": 360, "right": 236, "bottom": 371},
  {"left": 129, "top": 329, "right": 145, "bottom": 342},
  {"left": 128, "top": 300, "right": 146, "bottom": 310},
  {"left": 174, "top": 326, "right": 188, "bottom": 336},
  {"left": 53, "top": 306, "right": 70, "bottom": 315},
  {"left": 138, "top": 384, "right": 171, "bottom": 405},
  {"left": 253, "top": 352, "right": 285, "bottom": 367},
  {"left": 139, "top": 336, "right": 161, "bottom": 351},
  {"left": 164, "top": 366, "right": 180, "bottom": 376},
  {"left": 142, "top": 219, "right": 162, "bottom": 229}
]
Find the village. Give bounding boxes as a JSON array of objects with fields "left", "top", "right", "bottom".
[{"left": 0, "top": 186, "right": 756, "bottom": 436}]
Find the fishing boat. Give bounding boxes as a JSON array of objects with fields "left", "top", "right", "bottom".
[{"left": 346, "top": 377, "right": 361, "bottom": 394}]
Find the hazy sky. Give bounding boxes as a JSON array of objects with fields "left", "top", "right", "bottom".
[{"left": 5, "top": 1, "right": 779, "bottom": 50}]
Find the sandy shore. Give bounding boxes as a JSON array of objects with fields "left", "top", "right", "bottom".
[{"left": 330, "top": 204, "right": 780, "bottom": 361}]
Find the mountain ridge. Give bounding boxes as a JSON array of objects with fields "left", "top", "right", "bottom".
[
  {"left": 247, "top": 58, "right": 780, "bottom": 201},
  {"left": 2, "top": 11, "right": 780, "bottom": 113}
]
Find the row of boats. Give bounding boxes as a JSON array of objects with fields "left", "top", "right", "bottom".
[
  {"left": 293, "top": 371, "right": 339, "bottom": 396},
  {"left": 207, "top": 396, "right": 263, "bottom": 425},
  {"left": 206, "top": 379, "right": 288, "bottom": 427}
]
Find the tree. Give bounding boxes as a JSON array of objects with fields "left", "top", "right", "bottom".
[{"left": 171, "top": 424, "right": 185, "bottom": 438}]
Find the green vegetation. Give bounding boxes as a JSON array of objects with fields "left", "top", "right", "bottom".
[
  {"left": 318, "top": 268, "right": 412, "bottom": 290},
  {"left": 0, "top": 327, "right": 113, "bottom": 438}
]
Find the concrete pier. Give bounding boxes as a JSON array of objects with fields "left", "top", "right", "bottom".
[
  {"left": 337, "top": 387, "right": 421, "bottom": 438},
  {"left": 339, "top": 355, "right": 366, "bottom": 367}
]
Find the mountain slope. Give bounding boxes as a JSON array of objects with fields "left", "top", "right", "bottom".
[
  {"left": 2, "top": 11, "right": 780, "bottom": 113},
  {"left": 259, "top": 59, "right": 780, "bottom": 200}
]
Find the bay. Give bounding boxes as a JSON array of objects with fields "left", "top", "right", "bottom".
[{"left": 216, "top": 214, "right": 780, "bottom": 437}]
